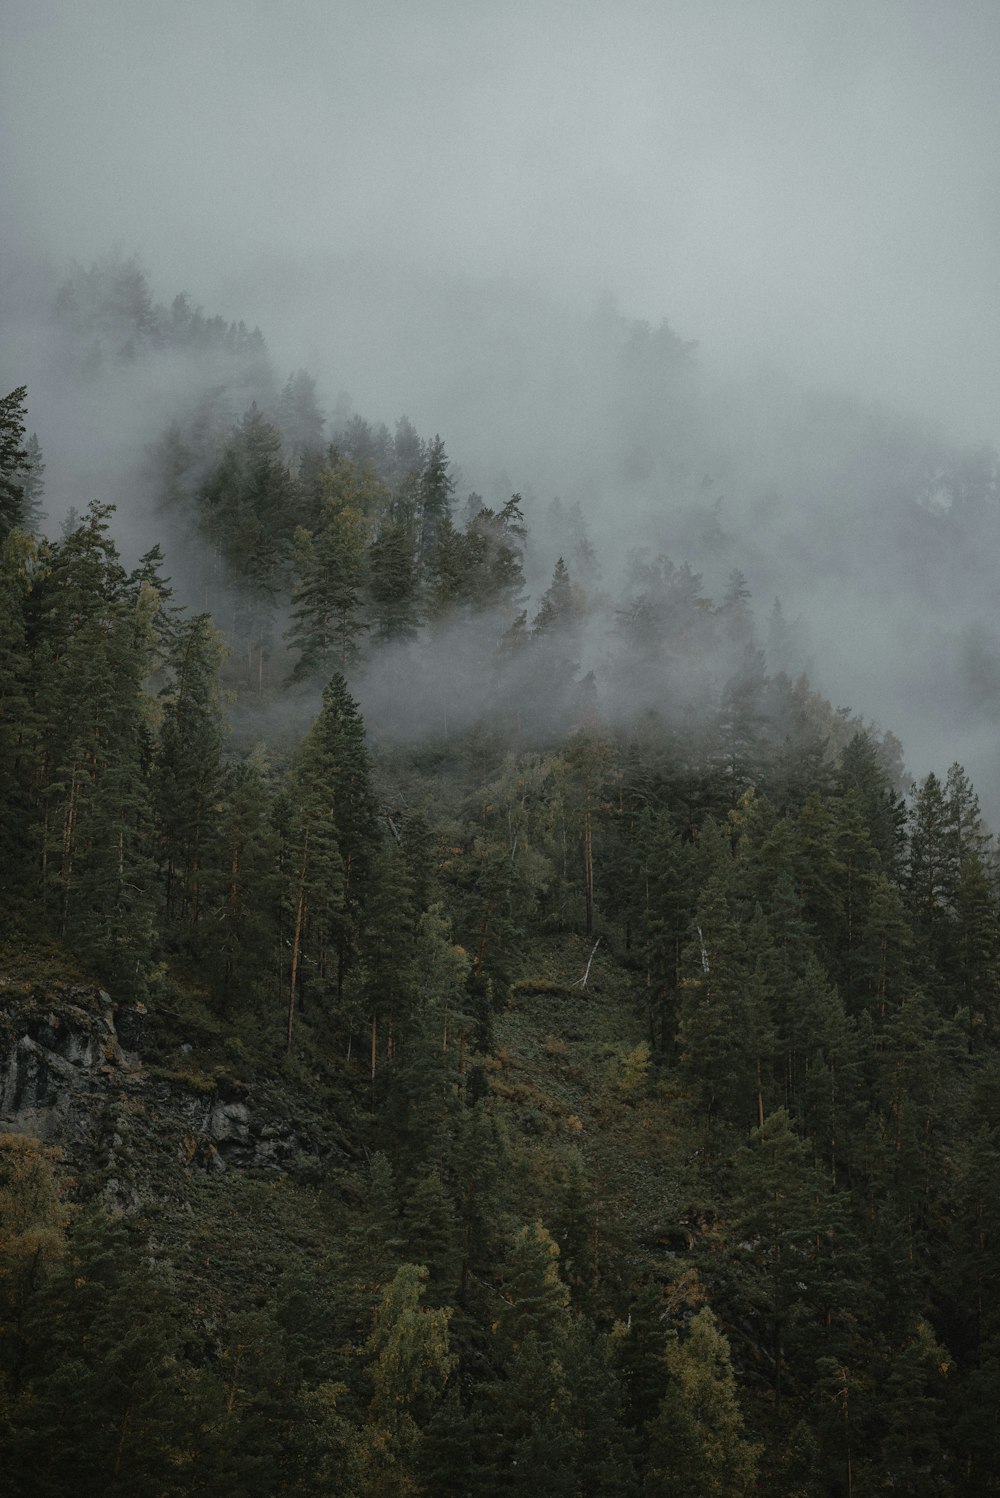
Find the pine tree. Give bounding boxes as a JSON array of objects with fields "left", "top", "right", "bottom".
[
  {"left": 495, "top": 1221, "right": 571, "bottom": 1356},
  {"left": 945, "top": 761, "right": 991, "bottom": 879},
  {"left": 361, "top": 838, "right": 422, "bottom": 1082},
  {"left": 336, "top": 1152, "right": 406, "bottom": 1341},
  {"left": 199, "top": 403, "right": 295, "bottom": 686},
  {"left": 18, "top": 434, "right": 45, "bottom": 533},
  {"left": 30, "top": 505, "right": 159, "bottom": 983},
  {"left": 871, "top": 989, "right": 959, "bottom": 1262},
  {"left": 127, "top": 543, "right": 179, "bottom": 661},
  {"left": 476, "top": 1328, "right": 576, "bottom": 1498},
  {"left": 284, "top": 673, "right": 378, "bottom": 1048},
  {"left": 908, "top": 771, "right": 955, "bottom": 988},
  {"left": 0, "top": 530, "right": 41, "bottom": 892},
  {"left": 943, "top": 764, "right": 1000, "bottom": 1032},
  {"left": 560, "top": 1315, "right": 639, "bottom": 1496},
  {"left": 418, "top": 434, "right": 455, "bottom": 563},
  {"left": 782, "top": 954, "right": 862, "bottom": 1184},
  {"left": 533, "top": 556, "right": 581, "bottom": 638},
  {"left": 832, "top": 788, "right": 881, "bottom": 1001},
  {"left": 392, "top": 415, "right": 423, "bottom": 480},
  {"left": 154, "top": 613, "right": 226, "bottom": 932},
  {"left": 208, "top": 750, "right": 280, "bottom": 1008},
  {"left": 433, "top": 494, "right": 527, "bottom": 621},
  {"left": 715, "top": 643, "right": 769, "bottom": 797},
  {"left": 9, "top": 1209, "right": 193, "bottom": 1498},
  {"left": 725, "top": 1109, "right": 861, "bottom": 1414},
  {"left": 837, "top": 731, "right": 906, "bottom": 876},
  {"left": 278, "top": 369, "right": 324, "bottom": 463},
  {"left": 400, "top": 1168, "right": 462, "bottom": 1302},
  {"left": 676, "top": 876, "right": 775, "bottom": 1132},
  {"left": 425, "top": 510, "right": 468, "bottom": 616},
  {"left": 766, "top": 595, "right": 798, "bottom": 675},
  {"left": 875, "top": 1320, "right": 952, "bottom": 1494},
  {"left": 0, "top": 1133, "right": 69, "bottom": 1403},
  {"left": 369, "top": 503, "right": 420, "bottom": 641},
  {"left": 0, "top": 386, "right": 30, "bottom": 541},
  {"left": 286, "top": 501, "right": 368, "bottom": 680},
  {"left": 635, "top": 809, "right": 693, "bottom": 1054},
  {"left": 377, "top": 904, "right": 470, "bottom": 1170},
  {"left": 284, "top": 760, "right": 345, "bottom": 1053},
  {"left": 452, "top": 1100, "right": 509, "bottom": 1307},
  {"left": 955, "top": 850, "right": 1000, "bottom": 1040},
  {"left": 549, "top": 1148, "right": 601, "bottom": 1307}
]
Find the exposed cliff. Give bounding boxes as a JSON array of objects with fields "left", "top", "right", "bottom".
[{"left": 0, "top": 973, "right": 344, "bottom": 1213}]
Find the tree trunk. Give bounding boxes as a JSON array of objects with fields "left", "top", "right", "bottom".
[
  {"left": 475, "top": 903, "right": 492, "bottom": 976},
  {"left": 60, "top": 766, "right": 80, "bottom": 935},
  {"left": 189, "top": 793, "right": 203, "bottom": 929},
  {"left": 583, "top": 808, "right": 594, "bottom": 937},
  {"left": 287, "top": 830, "right": 309, "bottom": 1053},
  {"left": 113, "top": 1397, "right": 133, "bottom": 1481}
]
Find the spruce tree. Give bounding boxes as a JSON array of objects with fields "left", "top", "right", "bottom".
[
  {"left": 154, "top": 613, "right": 226, "bottom": 933},
  {"left": 418, "top": 434, "right": 455, "bottom": 563},
  {"left": 30, "top": 504, "right": 159, "bottom": 983},
  {"left": 208, "top": 750, "right": 281, "bottom": 1009},
  {"left": 837, "top": 730, "right": 907, "bottom": 876},
  {"left": 277, "top": 368, "right": 324, "bottom": 463},
  {"left": 495, "top": 1221, "right": 571, "bottom": 1356},
  {"left": 284, "top": 673, "right": 378, "bottom": 1048},
  {"left": 0, "top": 531, "right": 41, "bottom": 893},
  {"left": 9, "top": 1210, "right": 192, "bottom": 1498},
  {"left": 400, "top": 1168, "right": 462, "bottom": 1302},
  {"left": 17, "top": 434, "right": 45, "bottom": 533},
  {"left": 369, "top": 504, "right": 420, "bottom": 641},
  {"left": 286, "top": 500, "right": 368, "bottom": 681},
  {"left": 676, "top": 876, "right": 773, "bottom": 1132},
  {"left": 634, "top": 809, "right": 692, "bottom": 1055},
  {"left": 724, "top": 1110, "right": 863, "bottom": 1416},
  {"left": 0, "top": 386, "right": 29, "bottom": 541},
  {"left": 908, "top": 771, "right": 954, "bottom": 984}
]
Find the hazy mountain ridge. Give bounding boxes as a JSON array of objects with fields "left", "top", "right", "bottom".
[{"left": 4, "top": 269, "right": 1000, "bottom": 1486}]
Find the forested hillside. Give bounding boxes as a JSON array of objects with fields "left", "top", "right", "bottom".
[{"left": 4, "top": 265, "right": 1000, "bottom": 1496}]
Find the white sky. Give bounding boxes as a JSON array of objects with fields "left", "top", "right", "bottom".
[{"left": 4, "top": 0, "right": 1000, "bottom": 444}]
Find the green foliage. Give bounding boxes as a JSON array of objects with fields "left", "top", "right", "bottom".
[
  {"left": 283, "top": 672, "right": 378, "bottom": 1049},
  {"left": 645, "top": 1308, "right": 759, "bottom": 1497},
  {"left": 19, "top": 503, "right": 160, "bottom": 985},
  {"left": 205, "top": 748, "right": 281, "bottom": 1007},
  {"left": 154, "top": 613, "right": 226, "bottom": 932},
  {"left": 369, "top": 501, "right": 421, "bottom": 641},
  {"left": 6, "top": 374, "right": 1000, "bottom": 1493},
  {"left": 0, "top": 386, "right": 30, "bottom": 540},
  {"left": 357, "top": 1262, "right": 455, "bottom": 1492},
  {"left": 286, "top": 466, "right": 370, "bottom": 679}
]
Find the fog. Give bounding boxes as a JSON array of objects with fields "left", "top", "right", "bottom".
[{"left": 4, "top": 1, "right": 1000, "bottom": 812}]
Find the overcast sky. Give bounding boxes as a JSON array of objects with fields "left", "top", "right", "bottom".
[{"left": 4, "top": 0, "right": 1000, "bottom": 445}]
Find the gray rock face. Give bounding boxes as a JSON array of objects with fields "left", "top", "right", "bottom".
[
  {"left": 209, "top": 1098, "right": 251, "bottom": 1144},
  {"left": 0, "top": 977, "right": 318, "bottom": 1196},
  {"left": 4, "top": 1034, "right": 78, "bottom": 1118},
  {"left": 0, "top": 986, "right": 137, "bottom": 1154}
]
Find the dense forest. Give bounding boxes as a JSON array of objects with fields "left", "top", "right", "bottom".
[{"left": 4, "top": 259, "right": 1000, "bottom": 1496}]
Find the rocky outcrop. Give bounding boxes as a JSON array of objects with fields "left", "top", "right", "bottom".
[
  {"left": 0, "top": 976, "right": 325, "bottom": 1201},
  {"left": 0, "top": 980, "right": 142, "bottom": 1157}
]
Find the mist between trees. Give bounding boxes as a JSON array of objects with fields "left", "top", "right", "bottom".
[{"left": 4, "top": 252, "right": 1000, "bottom": 1494}]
